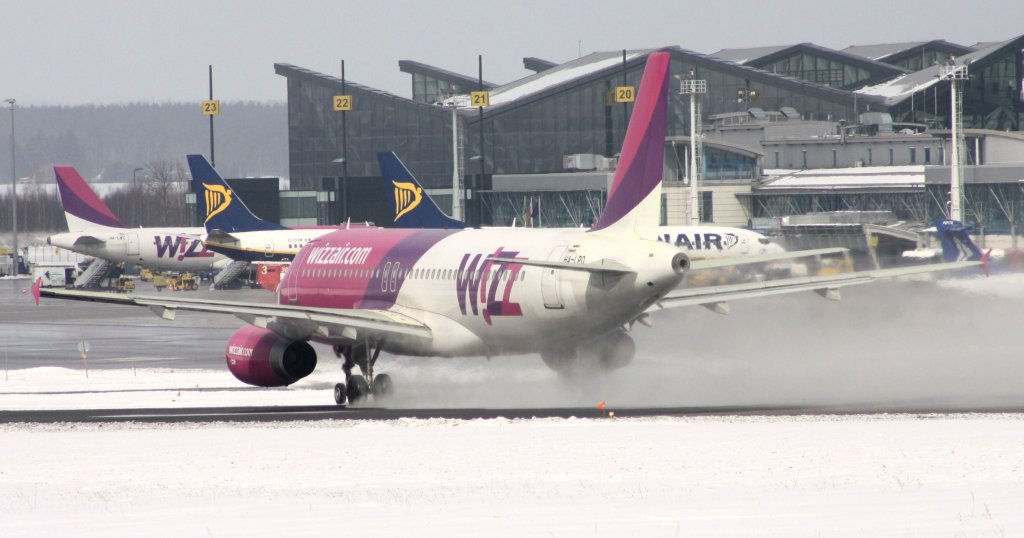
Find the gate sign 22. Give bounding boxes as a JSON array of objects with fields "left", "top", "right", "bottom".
[{"left": 333, "top": 95, "right": 353, "bottom": 111}]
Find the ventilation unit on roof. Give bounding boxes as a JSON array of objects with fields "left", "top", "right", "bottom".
[
  {"left": 747, "top": 107, "right": 767, "bottom": 120},
  {"left": 780, "top": 107, "right": 800, "bottom": 120},
  {"left": 860, "top": 112, "right": 893, "bottom": 135},
  {"left": 563, "top": 153, "right": 615, "bottom": 171}
]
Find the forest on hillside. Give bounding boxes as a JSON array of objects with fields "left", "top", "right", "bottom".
[
  {"left": 0, "top": 102, "right": 287, "bottom": 183},
  {"left": 0, "top": 159, "right": 191, "bottom": 232},
  {"left": 0, "top": 102, "right": 285, "bottom": 232}
]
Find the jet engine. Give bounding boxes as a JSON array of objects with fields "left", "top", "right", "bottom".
[
  {"left": 224, "top": 326, "right": 317, "bottom": 387},
  {"left": 583, "top": 330, "right": 636, "bottom": 372},
  {"left": 540, "top": 330, "right": 636, "bottom": 377}
]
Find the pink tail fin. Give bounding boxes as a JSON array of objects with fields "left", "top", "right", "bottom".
[
  {"left": 590, "top": 51, "right": 670, "bottom": 237},
  {"left": 54, "top": 166, "right": 126, "bottom": 230}
]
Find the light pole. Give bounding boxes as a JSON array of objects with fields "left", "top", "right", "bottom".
[
  {"left": 332, "top": 157, "right": 347, "bottom": 223},
  {"left": 3, "top": 98, "right": 17, "bottom": 275},
  {"left": 939, "top": 59, "right": 968, "bottom": 221},
  {"left": 679, "top": 73, "right": 706, "bottom": 225},
  {"left": 131, "top": 167, "right": 143, "bottom": 226}
]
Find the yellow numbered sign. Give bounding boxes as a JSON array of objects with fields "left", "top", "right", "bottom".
[
  {"left": 202, "top": 99, "right": 220, "bottom": 116},
  {"left": 470, "top": 91, "right": 490, "bottom": 108},
  {"left": 333, "top": 95, "right": 353, "bottom": 111},
  {"left": 614, "top": 86, "right": 635, "bottom": 103}
]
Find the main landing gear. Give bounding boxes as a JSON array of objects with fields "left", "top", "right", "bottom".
[{"left": 332, "top": 338, "right": 392, "bottom": 406}]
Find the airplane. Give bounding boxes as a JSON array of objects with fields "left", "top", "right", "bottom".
[
  {"left": 46, "top": 166, "right": 232, "bottom": 274},
  {"left": 188, "top": 154, "right": 338, "bottom": 264},
  {"left": 37, "top": 52, "right": 981, "bottom": 406},
  {"left": 380, "top": 149, "right": 784, "bottom": 260},
  {"left": 934, "top": 218, "right": 984, "bottom": 263},
  {"left": 377, "top": 151, "right": 468, "bottom": 230}
]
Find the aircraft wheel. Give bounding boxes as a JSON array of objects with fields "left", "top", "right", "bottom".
[
  {"left": 372, "top": 373, "right": 394, "bottom": 400},
  {"left": 333, "top": 382, "right": 347, "bottom": 405},
  {"left": 346, "top": 375, "right": 370, "bottom": 405}
]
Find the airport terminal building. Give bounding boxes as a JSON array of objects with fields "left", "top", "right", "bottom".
[{"left": 272, "top": 34, "right": 1024, "bottom": 245}]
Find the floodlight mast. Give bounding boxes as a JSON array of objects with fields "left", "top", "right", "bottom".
[
  {"left": 445, "top": 95, "right": 468, "bottom": 221},
  {"left": 3, "top": 98, "right": 16, "bottom": 275},
  {"left": 679, "top": 76, "right": 706, "bottom": 225},
  {"left": 939, "top": 60, "right": 968, "bottom": 222}
]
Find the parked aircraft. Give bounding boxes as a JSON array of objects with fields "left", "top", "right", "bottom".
[
  {"left": 379, "top": 150, "right": 789, "bottom": 261},
  {"left": 188, "top": 154, "right": 337, "bottom": 264},
  {"left": 46, "top": 166, "right": 231, "bottom": 275},
  {"left": 38, "top": 52, "right": 980, "bottom": 405}
]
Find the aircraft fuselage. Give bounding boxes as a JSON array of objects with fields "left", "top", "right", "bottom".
[
  {"left": 278, "top": 227, "right": 686, "bottom": 357},
  {"left": 48, "top": 226, "right": 228, "bottom": 271}
]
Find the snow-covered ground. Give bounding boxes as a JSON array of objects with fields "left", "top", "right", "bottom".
[
  {"left": 0, "top": 368, "right": 1022, "bottom": 536},
  {"left": 1, "top": 410, "right": 1022, "bottom": 536},
  {"left": 2, "top": 272, "right": 1023, "bottom": 535}
]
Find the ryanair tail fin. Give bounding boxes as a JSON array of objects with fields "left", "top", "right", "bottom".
[
  {"left": 53, "top": 166, "right": 126, "bottom": 231},
  {"left": 589, "top": 51, "right": 670, "bottom": 238},
  {"left": 186, "top": 154, "right": 287, "bottom": 233},
  {"left": 377, "top": 151, "right": 468, "bottom": 229}
]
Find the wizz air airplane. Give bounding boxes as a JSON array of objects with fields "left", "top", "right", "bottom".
[
  {"left": 46, "top": 166, "right": 231, "bottom": 272},
  {"left": 37, "top": 52, "right": 981, "bottom": 406}
]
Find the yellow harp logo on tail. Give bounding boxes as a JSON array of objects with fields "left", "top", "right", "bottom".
[
  {"left": 393, "top": 181, "right": 422, "bottom": 222},
  {"left": 203, "top": 183, "right": 232, "bottom": 223}
]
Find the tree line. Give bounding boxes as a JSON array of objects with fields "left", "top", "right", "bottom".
[
  {"left": 0, "top": 101, "right": 286, "bottom": 186},
  {"left": 0, "top": 159, "right": 191, "bottom": 232}
]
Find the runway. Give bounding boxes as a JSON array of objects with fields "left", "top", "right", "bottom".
[
  {"left": 3, "top": 402, "right": 1023, "bottom": 424},
  {"left": 3, "top": 274, "right": 1024, "bottom": 419}
]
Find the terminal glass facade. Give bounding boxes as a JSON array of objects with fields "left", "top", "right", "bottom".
[
  {"left": 758, "top": 53, "right": 872, "bottom": 89},
  {"left": 280, "top": 51, "right": 863, "bottom": 226}
]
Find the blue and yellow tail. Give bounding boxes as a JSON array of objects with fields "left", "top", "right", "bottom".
[
  {"left": 377, "top": 151, "right": 467, "bottom": 229},
  {"left": 187, "top": 154, "right": 287, "bottom": 233},
  {"left": 934, "top": 219, "right": 984, "bottom": 262}
]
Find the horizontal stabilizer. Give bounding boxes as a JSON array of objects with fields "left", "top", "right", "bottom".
[
  {"left": 205, "top": 229, "right": 241, "bottom": 246},
  {"left": 72, "top": 235, "right": 106, "bottom": 246},
  {"left": 689, "top": 247, "right": 848, "bottom": 271}
]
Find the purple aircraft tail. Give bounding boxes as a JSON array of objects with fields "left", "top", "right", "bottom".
[
  {"left": 589, "top": 51, "right": 670, "bottom": 238},
  {"left": 54, "top": 166, "right": 126, "bottom": 231}
]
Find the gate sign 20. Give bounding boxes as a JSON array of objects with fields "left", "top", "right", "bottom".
[{"left": 614, "top": 86, "right": 635, "bottom": 103}]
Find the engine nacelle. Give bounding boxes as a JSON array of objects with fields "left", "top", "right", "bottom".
[
  {"left": 540, "top": 330, "right": 636, "bottom": 377},
  {"left": 587, "top": 330, "right": 636, "bottom": 372},
  {"left": 225, "top": 326, "right": 317, "bottom": 387}
]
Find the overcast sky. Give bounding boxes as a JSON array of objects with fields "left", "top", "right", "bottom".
[{"left": 3, "top": 0, "right": 1022, "bottom": 106}]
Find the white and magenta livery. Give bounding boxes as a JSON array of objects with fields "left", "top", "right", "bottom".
[
  {"left": 46, "top": 166, "right": 231, "bottom": 272},
  {"left": 38, "top": 52, "right": 980, "bottom": 405}
]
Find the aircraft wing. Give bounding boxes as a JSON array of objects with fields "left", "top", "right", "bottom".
[
  {"left": 648, "top": 260, "right": 980, "bottom": 313},
  {"left": 688, "top": 247, "right": 848, "bottom": 271},
  {"left": 37, "top": 288, "right": 432, "bottom": 341}
]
